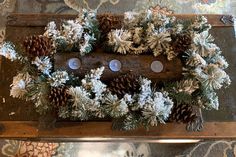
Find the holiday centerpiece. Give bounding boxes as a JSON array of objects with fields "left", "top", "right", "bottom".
[{"left": 0, "top": 9, "right": 231, "bottom": 131}]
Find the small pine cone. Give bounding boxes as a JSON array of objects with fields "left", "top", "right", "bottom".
[
  {"left": 172, "top": 32, "right": 192, "bottom": 54},
  {"left": 186, "top": 108, "right": 204, "bottom": 132},
  {"left": 23, "top": 35, "right": 54, "bottom": 57},
  {"left": 49, "top": 86, "right": 70, "bottom": 108},
  {"left": 108, "top": 73, "right": 140, "bottom": 98},
  {"left": 97, "top": 14, "right": 122, "bottom": 35},
  {"left": 169, "top": 104, "right": 197, "bottom": 123}
]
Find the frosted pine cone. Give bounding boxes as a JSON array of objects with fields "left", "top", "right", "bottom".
[
  {"left": 172, "top": 32, "right": 192, "bottom": 54},
  {"left": 97, "top": 14, "right": 122, "bottom": 35},
  {"left": 49, "top": 86, "right": 70, "bottom": 108},
  {"left": 169, "top": 104, "right": 197, "bottom": 123},
  {"left": 23, "top": 35, "right": 54, "bottom": 57},
  {"left": 108, "top": 73, "right": 140, "bottom": 98}
]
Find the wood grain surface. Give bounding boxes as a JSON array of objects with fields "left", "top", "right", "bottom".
[
  {"left": 1, "top": 121, "right": 236, "bottom": 140},
  {"left": 54, "top": 50, "right": 183, "bottom": 82}
]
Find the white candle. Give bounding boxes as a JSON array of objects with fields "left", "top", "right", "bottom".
[
  {"left": 151, "top": 61, "right": 164, "bottom": 73},
  {"left": 109, "top": 59, "right": 121, "bottom": 72},
  {"left": 68, "top": 58, "right": 81, "bottom": 70}
]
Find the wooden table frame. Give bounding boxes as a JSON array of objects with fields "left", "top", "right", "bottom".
[
  {"left": 0, "top": 14, "right": 235, "bottom": 141},
  {"left": 1, "top": 122, "right": 236, "bottom": 141}
]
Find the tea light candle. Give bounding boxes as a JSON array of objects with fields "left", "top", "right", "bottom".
[
  {"left": 109, "top": 59, "right": 121, "bottom": 72},
  {"left": 151, "top": 61, "right": 164, "bottom": 73},
  {"left": 68, "top": 58, "right": 81, "bottom": 70}
]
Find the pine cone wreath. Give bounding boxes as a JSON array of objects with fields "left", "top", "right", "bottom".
[
  {"left": 172, "top": 32, "right": 192, "bottom": 54},
  {"left": 97, "top": 14, "right": 122, "bottom": 36},
  {"left": 169, "top": 103, "right": 197, "bottom": 123},
  {"left": 108, "top": 73, "right": 140, "bottom": 98},
  {"left": 23, "top": 35, "right": 54, "bottom": 57},
  {"left": 49, "top": 86, "right": 70, "bottom": 108}
]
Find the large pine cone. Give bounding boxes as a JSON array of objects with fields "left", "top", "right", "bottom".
[
  {"left": 23, "top": 35, "right": 54, "bottom": 57},
  {"left": 169, "top": 104, "right": 197, "bottom": 123},
  {"left": 49, "top": 86, "right": 70, "bottom": 108},
  {"left": 172, "top": 32, "right": 192, "bottom": 54},
  {"left": 97, "top": 14, "right": 122, "bottom": 36},
  {"left": 108, "top": 73, "right": 140, "bottom": 98}
]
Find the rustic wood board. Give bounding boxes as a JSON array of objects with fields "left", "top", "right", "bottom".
[
  {"left": 7, "top": 14, "right": 233, "bottom": 27},
  {"left": 54, "top": 51, "right": 183, "bottom": 82},
  {"left": 1, "top": 122, "right": 236, "bottom": 140},
  {"left": 0, "top": 14, "right": 236, "bottom": 139}
]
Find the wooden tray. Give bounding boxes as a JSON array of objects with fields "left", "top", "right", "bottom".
[{"left": 0, "top": 14, "right": 236, "bottom": 141}]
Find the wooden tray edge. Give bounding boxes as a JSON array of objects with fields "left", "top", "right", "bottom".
[{"left": 1, "top": 121, "right": 236, "bottom": 140}]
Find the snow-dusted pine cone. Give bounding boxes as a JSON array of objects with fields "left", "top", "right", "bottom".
[
  {"left": 108, "top": 73, "right": 140, "bottom": 98},
  {"left": 49, "top": 86, "right": 70, "bottom": 108},
  {"left": 23, "top": 35, "right": 54, "bottom": 57},
  {"left": 97, "top": 14, "right": 122, "bottom": 35},
  {"left": 169, "top": 104, "right": 197, "bottom": 123},
  {"left": 172, "top": 32, "right": 192, "bottom": 54}
]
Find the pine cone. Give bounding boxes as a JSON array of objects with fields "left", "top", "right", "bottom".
[
  {"left": 172, "top": 32, "right": 192, "bottom": 54},
  {"left": 49, "top": 86, "right": 70, "bottom": 108},
  {"left": 108, "top": 73, "right": 140, "bottom": 98},
  {"left": 23, "top": 35, "right": 54, "bottom": 57},
  {"left": 169, "top": 104, "right": 197, "bottom": 123},
  {"left": 97, "top": 14, "right": 122, "bottom": 36},
  {"left": 186, "top": 108, "right": 204, "bottom": 132}
]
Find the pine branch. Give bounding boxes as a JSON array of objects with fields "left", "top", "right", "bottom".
[{"left": 112, "top": 112, "right": 141, "bottom": 131}]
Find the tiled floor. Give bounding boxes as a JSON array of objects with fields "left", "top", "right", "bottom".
[{"left": 1, "top": 0, "right": 236, "bottom": 157}]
